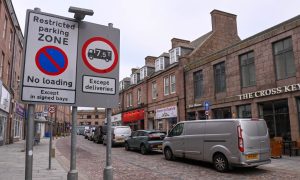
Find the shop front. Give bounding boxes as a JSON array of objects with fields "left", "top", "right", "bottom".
[
  {"left": 13, "top": 103, "right": 25, "bottom": 141},
  {"left": 111, "top": 113, "right": 122, "bottom": 126},
  {"left": 0, "top": 84, "right": 10, "bottom": 146},
  {"left": 122, "top": 109, "right": 144, "bottom": 131},
  {"left": 155, "top": 106, "right": 177, "bottom": 132}
]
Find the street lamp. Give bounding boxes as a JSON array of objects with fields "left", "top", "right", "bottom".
[
  {"left": 67, "top": 6, "right": 94, "bottom": 180},
  {"left": 68, "top": 6, "right": 94, "bottom": 21}
]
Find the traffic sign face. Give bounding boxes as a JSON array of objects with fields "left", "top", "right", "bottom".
[
  {"left": 21, "top": 10, "right": 78, "bottom": 104},
  {"left": 35, "top": 46, "right": 68, "bottom": 76},
  {"left": 76, "top": 22, "right": 120, "bottom": 107},
  {"left": 82, "top": 37, "right": 118, "bottom": 74},
  {"left": 204, "top": 101, "right": 210, "bottom": 111},
  {"left": 48, "top": 106, "right": 55, "bottom": 114}
]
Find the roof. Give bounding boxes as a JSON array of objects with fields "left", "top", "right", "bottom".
[{"left": 190, "top": 31, "right": 213, "bottom": 48}]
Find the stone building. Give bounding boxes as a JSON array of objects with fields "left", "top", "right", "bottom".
[
  {"left": 77, "top": 108, "right": 105, "bottom": 126},
  {"left": 185, "top": 13, "right": 300, "bottom": 141}
]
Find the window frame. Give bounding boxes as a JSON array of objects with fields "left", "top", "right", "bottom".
[
  {"left": 2, "top": 16, "right": 7, "bottom": 39},
  {"left": 164, "top": 76, "right": 170, "bottom": 96},
  {"left": 214, "top": 62, "right": 226, "bottom": 93},
  {"left": 272, "top": 37, "right": 295, "bottom": 80},
  {"left": 239, "top": 51, "right": 256, "bottom": 87},
  {"left": 169, "top": 47, "right": 181, "bottom": 64},
  {"left": 152, "top": 82, "right": 157, "bottom": 99},
  {"left": 137, "top": 88, "right": 141, "bottom": 104},
  {"left": 170, "top": 74, "right": 176, "bottom": 94},
  {"left": 237, "top": 104, "right": 252, "bottom": 118},
  {"left": 194, "top": 70, "right": 203, "bottom": 99}
]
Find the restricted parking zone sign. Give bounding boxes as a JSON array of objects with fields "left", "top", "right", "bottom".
[{"left": 21, "top": 10, "right": 78, "bottom": 104}]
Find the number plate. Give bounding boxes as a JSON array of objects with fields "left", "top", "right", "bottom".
[
  {"left": 245, "top": 154, "right": 259, "bottom": 160},
  {"left": 157, "top": 145, "right": 162, "bottom": 149}
]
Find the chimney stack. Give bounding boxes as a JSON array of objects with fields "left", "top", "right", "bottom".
[
  {"left": 171, "top": 38, "right": 190, "bottom": 49},
  {"left": 211, "top": 10, "right": 238, "bottom": 36}
]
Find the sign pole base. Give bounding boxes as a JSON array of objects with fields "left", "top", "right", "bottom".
[
  {"left": 67, "top": 170, "right": 78, "bottom": 180},
  {"left": 103, "top": 166, "right": 113, "bottom": 180}
]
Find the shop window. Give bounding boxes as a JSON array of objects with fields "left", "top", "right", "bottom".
[
  {"left": 187, "top": 112, "right": 196, "bottom": 120},
  {"left": 214, "top": 62, "right": 226, "bottom": 93},
  {"left": 237, "top": 104, "right": 252, "bottom": 118},
  {"left": 240, "top": 51, "right": 256, "bottom": 87},
  {"left": 259, "top": 100, "right": 290, "bottom": 140},
  {"left": 273, "top": 37, "right": 295, "bottom": 80},
  {"left": 194, "top": 70, "right": 203, "bottom": 99},
  {"left": 213, "top": 107, "right": 232, "bottom": 119},
  {"left": 157, "top": 121, "right": 163, "bottom": 130}
]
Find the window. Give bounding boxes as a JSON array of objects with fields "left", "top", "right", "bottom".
[
  {"left": 169, "top": 47, "right": 181, "bottom": 64},
  {"left": 194, "top": 70, "right": 203, "bottom": 98},
  {"left": 237, "top": 104, "right": 252, "bottom": 118},
  {"left": 152, "top": 82, "right": 157, "bottom": 99},
  {"left": 119, "top": 81, "right": 124, "bottom": 91},
  {"left": 127, "top": 93, "right": 132, "bottom": 107},
  {"left": 9, "top": 30, "right": 13, "bottom": 50},
  {"left": 170, "top": 74, "right": 176, "bottom": 94},
  {"left": 137, "top": 88, "right": 141, "bottom": 104},
  {"left": 87, "top": 115, "right": 91, "bottom": 119},
  {"left": 14, "top": 120, "right": 20, "bottom": 137},
  {"left": 213, "top": 107, "right": 232, "bottom": 119},
  {"left": 6, "top": 62, "right": 10, "bottom": 85},
  {"left": 140, "top": 67, "right": 147, "bottom": 80},
  {"left": 155, "top": 57, "right": 164, "bottom": 71},
  {"left": 0, "top": 52, "right": 4, "bottom": 79},
  {"left": 164, "top": 76, "right": 169, "bottom": 95},
  {"left": 169, "top": 123, "right": 184, "bottom": 137},
  {"left": 273, "top": 37, "right": 295, "bottom": 80},
  {"left": 131, "top": 74, "right": 137, "bottom": 84},
  {"left": 2, "top": 16, "right": 7, "bottom": 39},
  {"left": 240, "top": 51, "right": 256, "bottom": 87},
  {"left": 95, "top": 115, "right": 99, "bottom": 119},
  {"left": 95, "top": 122, "right": 99, "bottom": 125},
  {"left": 214, "top": 62, "right": 226, "bottom": 93}
]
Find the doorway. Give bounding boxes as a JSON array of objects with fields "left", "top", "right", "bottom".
[{"left": 259, "top": 99, "right": 291, "bottom": 140}]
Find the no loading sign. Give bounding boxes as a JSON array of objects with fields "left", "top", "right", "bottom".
[{"left": 82, "top": 37, "right": 118, "bottom": 73}]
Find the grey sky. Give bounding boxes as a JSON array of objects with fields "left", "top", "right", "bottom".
[{"left": 12, "top": 0, "right": 300, "bottom": 80}]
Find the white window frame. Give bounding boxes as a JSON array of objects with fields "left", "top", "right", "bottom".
[
  {"left": 129, "top": 93, "right": 132, "bottom": 106},
  {"left": 119, "top": 81, "right": 124, "bottom": 91},
  {"left": 137, "top": 88, "right": 141, "bottom": 104},
  {"left": 140, "top": 67, "right": 147, "bottom": 80},
  {"left": 155, "top": 57, "right": 165, "bottom": 72},
  {"left": 126, "top": 93, "right": 130, "bottom": 107},
  {"left": 152, "top": 82, "right": 157, "bottom": 99},
  {"left": 170, "top": 74, "right": 176, "bottom": 94},
  {"left": 169, "top": 47, "right": 181, "bottom": 64},
  {"left": 131, "top": 74, "right": 137, "bottom": 85},
  {"left": 164, "top": 76, "right": 169, "bottom": 96}
]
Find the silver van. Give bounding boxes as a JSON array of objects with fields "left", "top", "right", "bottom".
[{"left": 163, "top": 119, "right": 271, "bottom": 172}]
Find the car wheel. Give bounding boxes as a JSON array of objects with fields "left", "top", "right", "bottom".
[
  {"left": 164, "top": 147, "right": 174, "bottom": 161},
  {"left": 213, "top": 153, "right": 229, "bottom": 172},
  {"left": 125, "top": 142, "right": 130, "bottom": 151},
  {"left": 140, "top": 144, "right": 148, "bottom": 155}
]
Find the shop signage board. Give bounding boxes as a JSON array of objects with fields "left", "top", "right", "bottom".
[
  {"left": 21, "top": 10, "right": 78, "bottom": 104},
  {"left": 76, "top": 22, "right": 120, "bottom": 107},
  {"left": 155, "top": 106, "right": 177, "bottom": 119}
]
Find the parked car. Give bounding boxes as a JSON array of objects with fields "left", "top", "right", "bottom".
[
  {"left": 93, "top": 125, "right": 107, "bottom": 144},
  {"left": 84, "top": 128, "right": 90, "bottom": 139},
  {"left": 87, "top": 126, "right": 96, "bottom": 141},
  {"left": 125, "top": 130, "right": 166, "bottom": 155},
  {"left": 163, "top": 119, "right": 271, "bottom": 172},
  {"left": 103, "top": 126, "right": 131, "bottom": 146},
  {"left": 76, "top": 126, "right": 85, "bottom": 135}
]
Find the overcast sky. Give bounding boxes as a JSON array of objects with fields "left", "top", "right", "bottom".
[{"left": 12, "top": 0, "right": 300, "bottom": 80}]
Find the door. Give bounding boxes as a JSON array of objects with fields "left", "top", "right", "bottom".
[
  {"left": 184, "top": 122, "right": 205, "bottom": 160},
  {"left": 128, "top": 131, "right": 138, "bottom": 148},
  {"left": 168, "top": 123, "right": 184, "bottom": 157}
]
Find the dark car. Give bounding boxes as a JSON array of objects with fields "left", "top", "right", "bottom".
[
  {"left": 93, "top": 125, "right": 107, "bottom": 144},
  {"left": 124, "top": 130, "right": 166, "bottom": 155}
]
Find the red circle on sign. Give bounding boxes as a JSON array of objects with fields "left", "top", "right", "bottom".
[
  {"left": 35, "top": 46, "right": 68, "bottom": 76},
  {"left": 82, "top": 37, "right": 118, "bottom": 74}
]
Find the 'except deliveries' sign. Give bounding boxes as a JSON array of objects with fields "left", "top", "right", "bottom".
[
  {"left": 238, "top": 83, "right": 300, "bottom": 100},
  {"left": 21, "top": 11, "right": 78, "bottom": 104}
]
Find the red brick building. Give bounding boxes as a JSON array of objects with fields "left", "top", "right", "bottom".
[{"left": 185, "top": 13, "right": 300, "bottom": 141}]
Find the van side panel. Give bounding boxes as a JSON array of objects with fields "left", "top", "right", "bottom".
[
  {"left": 184, "top": 122, "right": 205, "bottom": 160},
  {"left": 203, "top": 121, "right": 239, "bottom": 163}
]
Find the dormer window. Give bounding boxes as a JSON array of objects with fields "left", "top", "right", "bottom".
[
  {"left": 155, "top": 57, "right": 165, "bottom": 72},
  {"left": 140, "top": 67, "right": 147, "bottom": 80},
  {"left": 169, "top": 47, "right": 181, "bottom": 64},
  {"left": 130, "top": 74, "right": 138, "bottom": 85},
  {"left": 119, "top": 81, "right": 124, "bottom": 91}
]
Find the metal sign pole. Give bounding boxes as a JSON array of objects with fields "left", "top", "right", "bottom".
[
  {"left": 25, "top": 104, "right": 35, "bottom": 180},
  {"left": 104, "top": 108, "right": 113, "bottom": 180},
  {"left": 68, "top": 106, "right": 78, "bottom": 180},
  {"left": 48, "top": 113, "right": 53, "bottom": 170}
]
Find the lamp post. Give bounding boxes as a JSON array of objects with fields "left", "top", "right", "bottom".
[{"left": 67, "top": 7, "right": 93, "bottom": 180}]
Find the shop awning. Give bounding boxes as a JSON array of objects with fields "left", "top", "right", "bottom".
[{"left": 122, "top": 109, "right": 144, "bottom": 123}]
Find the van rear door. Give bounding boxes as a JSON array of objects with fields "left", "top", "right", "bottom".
[{"left": 240, "top": 120, "right": 270, "bottom": 162}]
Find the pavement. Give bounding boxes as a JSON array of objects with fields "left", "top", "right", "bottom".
[
  {"left": 0, "top": 138, "right": 67, "bottom": 180},
  {"left": 1, "top": 137, "right": 300, "bottom": 180}
]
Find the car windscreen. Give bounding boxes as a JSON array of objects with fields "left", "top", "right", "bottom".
[{"left": 114, "top": 127, "right": 131, "bottom": 134}]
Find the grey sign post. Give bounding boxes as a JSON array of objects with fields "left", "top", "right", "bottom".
[{"left": 25, "top": 104, "right": 35, "bottom": 180}]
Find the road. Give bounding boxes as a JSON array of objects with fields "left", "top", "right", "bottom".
[{"left": 56, "top": 136, "right": 299, "bottom": 180}]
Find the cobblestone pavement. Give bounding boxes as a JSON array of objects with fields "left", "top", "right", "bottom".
[{"left": 55, "top": 136, "right": 300, "bottom": 180}]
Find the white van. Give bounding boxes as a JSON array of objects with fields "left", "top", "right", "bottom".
[
  {"left": 163, "top": 119, "right": 271, "bottom": 172},
  {"left": 103, "top": 126, "right": 131, "bottom": 146}
]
